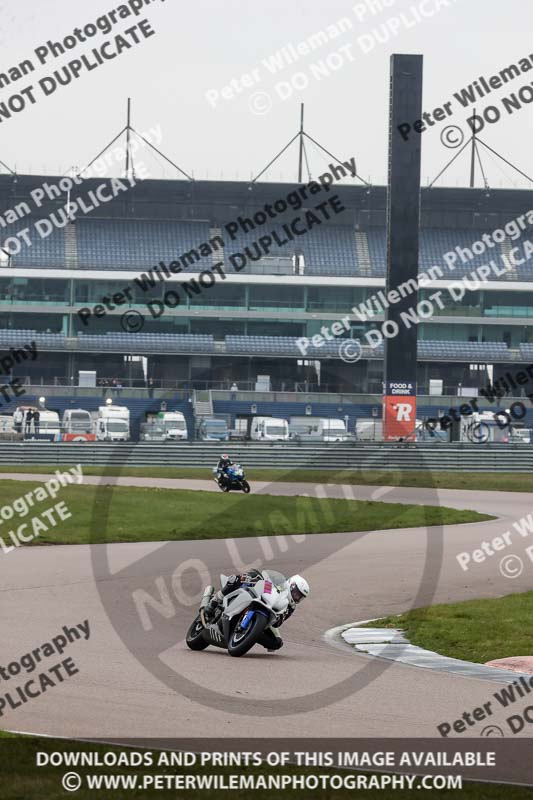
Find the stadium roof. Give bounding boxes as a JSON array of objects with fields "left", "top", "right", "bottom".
[{"left": 0, "top": 174, "right": 531, "bottom": 225}]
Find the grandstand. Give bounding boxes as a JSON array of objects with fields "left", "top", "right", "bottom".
[{"left": 1, "top": 174, "right": 533, "bottom": 433}]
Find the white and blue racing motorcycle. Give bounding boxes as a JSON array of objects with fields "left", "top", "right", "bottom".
[{"left": 186, "top": 571, "right": 289, "bottom": 657}]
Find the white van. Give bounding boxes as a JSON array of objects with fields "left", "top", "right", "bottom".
[
  {"left": 250, "top": 416, "right": 289, "bottom": 441},
  {"left": 15, "top": 406, "right": 60, "bottom": 440},
  {"left": 289, "top": 417, "right": 348, "bottom": 442},
  {"left": 96, "top": 405, "right": 130, "bottom": 441},
  {"left": 156, "top": 411, "right": 188, "bottom": 441},
  {"left": 460, "top": 412, "right": 507, "bottom": 444},
  {"left": 62, "top": 408, "right": 92, "bottom": 434},
  {"left": 38, "top": 410, "right": 61, "bottom": 439}
]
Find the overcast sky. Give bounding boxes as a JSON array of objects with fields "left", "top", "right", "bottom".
[{"left": 0, "top": 0, "right": 531, "bottom": 188}]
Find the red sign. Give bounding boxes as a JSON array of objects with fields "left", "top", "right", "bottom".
[
  {"left": 61, "top": 434, "right": 96, "bottom": 442},
  {"left": 383, "top": 395, "right": 417, "bottom": 441}
]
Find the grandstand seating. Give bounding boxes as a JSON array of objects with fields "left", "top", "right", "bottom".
[
  {"left": 0, "top": 329, "right": 65, "bottom": 347},
  {"left": 77, "top": 332, "right": 214, "bottom": 352},
  {"left": 365, "top": 230, "right": 387, "bottom": 278},
  {"left": 301, "top": 226, "right": 358, "bottom": 275},
  {"left": 0, "top": 330, "right": 514, "bottom": 361},
  {"left": 418, "top": 340, "right": 510, "bottom": 359},
  {"left": 519, "top": 344, "right": 533, "bottom": 360},
  {"left": 3, "top": 217, "right": 532, "bottom": 282},
  {"left": 3, "top": 223, "right": 65, "bottom": 268},
  {"left": 76, "top": 219, "right": 212, "bottom": 270},
  {"left": 226, "top": 335, "right": 510, "bottom": 361}
]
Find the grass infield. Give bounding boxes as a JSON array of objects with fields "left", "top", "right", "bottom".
[
  {"left": 370, "top": 591, "right": 533, "bottom": 664},
  {"left": 0, "top": 480, "right": 490, "bottom": 546},
  {"left": 0, "top": 465, "right": 531, "bottom": 492}
]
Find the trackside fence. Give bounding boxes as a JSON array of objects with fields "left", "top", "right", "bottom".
[{"left": 0, "top": 442, "right": 532, "bottom": 471}]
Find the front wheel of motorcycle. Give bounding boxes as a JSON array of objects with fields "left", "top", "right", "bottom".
[
  {"left": 186, "top": 615, "right": 209, "bottom": 650},
  {"left": 241, "top": 480, "right": 251, "bottom": 493},
  {"left": 227, "top": 612, "right": 269, "bottom": 657}
]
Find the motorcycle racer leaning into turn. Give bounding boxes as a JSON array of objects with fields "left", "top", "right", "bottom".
[
  {"left": 205, "top": 569, "right": 310, "bottom": 651},
  {"left": 216, "top": 453, "right": 233, "bottom": 488}
]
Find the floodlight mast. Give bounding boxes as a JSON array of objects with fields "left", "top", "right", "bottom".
[
  {"left": 298, "top": 103, "right": 304, "bottom": 183},
  {"left": 77, "top": 98, "right": 194, "bottom": 181},
  {"left": 126, "top": 97, "right": 132, "bottom": 181},
  {"left": 430, "top": 108, "right": 533, "bottom": 189},
  {"left": 250, "top": 103, "right": 370, "bottom": 186}
]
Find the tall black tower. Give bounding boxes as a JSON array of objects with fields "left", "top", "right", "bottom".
[{"left": 383, "top": 54, "right": 423, "bottom": 439}]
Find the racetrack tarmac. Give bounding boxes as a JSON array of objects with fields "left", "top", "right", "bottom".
[{"left": 2, "top": 475, "right": 533, "bottom": 761}]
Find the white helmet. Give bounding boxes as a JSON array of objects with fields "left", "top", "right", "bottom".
[{"left": 288, "top": 574, "right": 309, "bottom": 605}]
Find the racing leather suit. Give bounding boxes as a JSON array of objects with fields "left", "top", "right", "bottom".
[{"left": 216, "top": 457, "right": 233, "bottom": 487}]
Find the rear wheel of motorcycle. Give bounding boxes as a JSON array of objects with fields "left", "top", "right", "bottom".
[
  {"left": 186, "top": 615, "right": 209, "bottom": 650},
  {"left": 227, "top": 612, "right": 269, "bottom": 657},
  {"left": 222, "top": 482, "right": 231, "bottom": 492},
  {"left": 242, "top": 480, "right": 251, "bottom": 493}
]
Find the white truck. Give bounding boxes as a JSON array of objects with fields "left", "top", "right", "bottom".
[
  {"left": 249, "top": 416, "right": 289, "bottom": 441},
  {"left": 289, "top": 417, "right": 349, "bottom": 442},
  {"left": 62, "top": 408, "right": 92, "bottom": 434},
  {"left": 460, "top": 411, "right": 507, "bottom": 444},
  {"left": 95, "top": 405, "right": 130, "bottom": 441},
  {"left": 156, "top": 411, "right": 188, "bottom": 441}
]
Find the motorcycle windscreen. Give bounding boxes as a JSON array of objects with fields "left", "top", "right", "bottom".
[{"left": 263, "top": 569, "right": 287, "bottom": 591}]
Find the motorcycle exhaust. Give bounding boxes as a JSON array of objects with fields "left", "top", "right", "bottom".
[
  {"left": 200, "top": 585, "right": 214, "bottom": 609},
  {"left": 199, "top": 585, "right": 214, "bottom": 628}
]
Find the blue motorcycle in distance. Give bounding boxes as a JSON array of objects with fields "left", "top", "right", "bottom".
[{"left": 213, "top": 464, "right": 251, "bottom": 493}]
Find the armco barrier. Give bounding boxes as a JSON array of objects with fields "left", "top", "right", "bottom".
[{"left": 0, "top": 441, "right": 532, "bottom": 471}]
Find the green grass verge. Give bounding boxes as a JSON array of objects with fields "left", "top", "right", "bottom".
[
  {"left": 1, "top": 465, "right": 532, "bottom": 493},
  {"left": 0, "top": 735, "right": 530, "bottom": 799},
  {"left": 0, "top": 480, "right": 490, "bottom": 546},
  {"left": 370, "top": 591, "right": 533, "bottom": 664}
]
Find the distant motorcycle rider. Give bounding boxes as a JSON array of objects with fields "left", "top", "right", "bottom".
[
  {"left": 216, "top": 453, "right": 233, "bottom": 487},
  {"left": 206, "top": 569, "right": 310, "bottom": 651}
]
